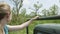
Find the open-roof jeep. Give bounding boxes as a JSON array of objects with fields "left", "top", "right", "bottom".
[{"left": 33, "top": 15, "right": 60, "bottom": 34}]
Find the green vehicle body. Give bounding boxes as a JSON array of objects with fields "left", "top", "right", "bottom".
[{"left": 34, "top": 24, "right": 60, "bottom": 34}]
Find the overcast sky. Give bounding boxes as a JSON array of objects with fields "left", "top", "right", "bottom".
[{"left": 0, "top": 0, "right": 60, "bottom": 15}]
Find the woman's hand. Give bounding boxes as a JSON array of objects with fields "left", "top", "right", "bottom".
[{"left": 32, "top": 16, "right": 39, "bottom": 20}]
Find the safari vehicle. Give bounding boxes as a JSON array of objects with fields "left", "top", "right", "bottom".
[{"left": 26, "top": 15, "right": 60, "bottom": 34}]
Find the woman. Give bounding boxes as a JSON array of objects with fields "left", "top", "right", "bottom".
[{"left": 0, "top": 3, "right": 39, "bottom": 34}]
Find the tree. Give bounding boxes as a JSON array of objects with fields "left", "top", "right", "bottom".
[
  {"left": 49, "top": 4, "right": 58, "bottom": 16},
  {"left": 10, "top": 0, "right": 23, "bottom": 16},
  {"left": 29, "top": 12, "right": 36, "bottom": 17},
  {"left": 29, "top": 1, "right": 42, "bottom": 16},
  {"left": 41, "top": 4, "right": 59, "bottom": 17},
  {"left": 9, "top": 0, "right": 23, "bottom": 25},
  {"left": 20, "top": 8, "right": 26, "bottom": 16},
  {"left": 42, "top": 9, "right": 50, "bottom": 16}
]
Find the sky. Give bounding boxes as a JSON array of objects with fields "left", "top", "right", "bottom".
[
  {"left": 23, "top": 0, "right": 60, "bottom": 15},
  {"left": 0, "top": 0, "right": 60, "bottom": 15}
]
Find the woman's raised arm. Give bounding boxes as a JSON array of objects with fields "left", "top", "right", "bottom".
[{"left": 7, "top": 16, "right": 39, "bottom": 31}]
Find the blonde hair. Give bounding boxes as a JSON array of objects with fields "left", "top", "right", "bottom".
[
  {"left": 0, "top": 2, "right": 10, "bottom": 13},
  {"left": 0, "top": 2, "right": 11, "bottom": 34},
  {"left": 0, "top": 2, "right": 11, "bottom": 20}
]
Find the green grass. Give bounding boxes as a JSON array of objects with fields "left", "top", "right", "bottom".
[{"left": 9, "top": 20, "right": 60, "bottom": 34}]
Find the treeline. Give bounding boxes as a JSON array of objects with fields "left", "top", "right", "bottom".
[{"left": 9, "top": 0, "right": 60, "bottom": 25}]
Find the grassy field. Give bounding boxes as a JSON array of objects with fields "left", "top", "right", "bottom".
[{"left": 9, "top": 20, "right": 60, "bottom": 34}]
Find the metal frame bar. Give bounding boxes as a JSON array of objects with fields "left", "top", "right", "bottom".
[{"left": 36, "top": 15, "right": 60, "bottom": 20}]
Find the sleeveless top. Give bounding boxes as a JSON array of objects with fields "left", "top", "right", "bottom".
[{"left": 4, "top": 25, "right": 8, "bottom": 34}]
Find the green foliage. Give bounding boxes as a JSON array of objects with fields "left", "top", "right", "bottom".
[
  {"left": 42, "top": 4, "right": 59, "bottom": 17},
  {"left": 42, "top": 9, "right": 49, "bottom": 16},
  {"left": 20, "top": 8, "right": 26, "bottom": 16},
  {"left": 49, "top": 4, "right": 58, "bottom": 16},
  {"left": 29, "top": 1, "right": 42, "bottom": 16},
  {"left": 9, "top": 0, "right": 24, "bottom": 25},
  {"left": 34, "top": 4, "right": 42, "bottom": 10}
]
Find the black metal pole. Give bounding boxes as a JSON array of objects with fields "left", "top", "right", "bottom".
[{"left": 26, "top": 26, "right": 28, "bottom": 34}]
